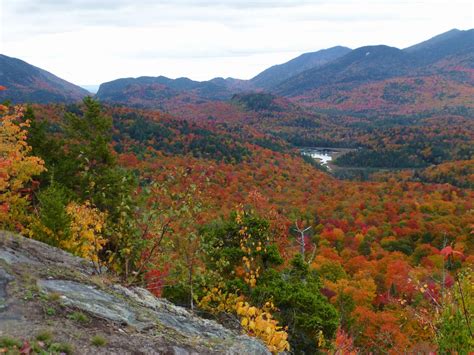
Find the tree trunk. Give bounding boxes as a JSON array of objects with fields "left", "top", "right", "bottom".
[
  {"left": 300, "top": 233, "right": 305, "bottom": 255},
  {"left": 189, "top": 263, "right": 194, "bottom": 311}
]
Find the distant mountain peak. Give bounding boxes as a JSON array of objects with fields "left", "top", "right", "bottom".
[
  {"left": 273, "top": 29, "right": 474, "bottom": 97},
  {"left": 95, "top": 74, "right": 256, "bottom": 109},
  {"left": 404, "top": 28, "right": 471, "bottom": 52},
  {"left": 0, "top": 54, "right": 88, "bottom": 104},
  {"left": 250, "top": 46, "right": 351, "bottom": 89}
]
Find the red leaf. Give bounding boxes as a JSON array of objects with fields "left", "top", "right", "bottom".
[
  {"left": 440, "top": 246, "right": 453, "bottom": 257},
  {"left": 20, "top": 341, "right": 31, "bottom": 355},
  {"left": 440, "top": 246, "right": 464, "bottom": 259}
]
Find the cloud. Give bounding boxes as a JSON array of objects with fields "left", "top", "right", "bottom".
[
  {"left": 11, "top": 0, "right": 332, "bottom": 12},
  {"left": 1, "top": 0, "right": 472, "bottom": 84}
]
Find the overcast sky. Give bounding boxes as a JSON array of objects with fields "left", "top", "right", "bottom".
[{"left": 1, "top": 0, "right": 472, "bottom": 86}]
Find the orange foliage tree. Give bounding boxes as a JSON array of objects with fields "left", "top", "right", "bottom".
[{"left": 0, "top": 98, "right": 45, "bottom": 232}]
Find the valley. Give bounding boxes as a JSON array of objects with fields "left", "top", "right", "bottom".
[{"left": 0, "top": 26, "right": 473, "bottom": 354}]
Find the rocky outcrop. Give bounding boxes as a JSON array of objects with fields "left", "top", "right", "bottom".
[{"left": 0, "top": 231, "right": 269, "bottom": 354}]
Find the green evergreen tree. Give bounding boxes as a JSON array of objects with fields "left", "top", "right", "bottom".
[
  {"left": 33, "top": 183, "right": 71, "bottom": 247},
  {"left": 24, "top": 105, "right": 77, "bottom": 188},
  {"left": 358, "top": 236, "right": 372, "bottom": 256},
  {"left": 251, "top": 255, "right": 339, "bottom": 354},
  {"left": 200, "top": 211, "right": 338, "bottom": 354}
]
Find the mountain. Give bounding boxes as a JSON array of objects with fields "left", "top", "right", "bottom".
[
  {"left": 405, "top": 29, "right": 473, "bottom": 54},
  {"left": 274, "top": 28, "right": 474, "bottom": 97},
  {"left": 404, "top": 29, "right": 462, "bottom": 52},
  {"left": 96, "top": 75, "right": 254, "bottom": 109},
  {"left": 94, "top": 29, "right": 472, "bottom": 110},
  {"left": 94, "top": 47, "right": 351, "bottom": 109},
  {"left": 95, "top": 47, "right": 351, "bottom": 109},
  {"left": 251, "top": 46, "right": 351, "bottom": 89},
  {"left": 0, "top": 54, "right": 89, "bottom": 103},
  {"left": 275, "top": 45, "right": 413, "bottom": 96},
  {"left": 405, "top": 28, "right": 474, "bottom": 67}
]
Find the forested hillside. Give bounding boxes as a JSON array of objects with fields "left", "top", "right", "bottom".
[
  {"left": 0, "top": 27, "right": 473, "bottom": 355},
  {"left": 1, "top": 87, "right": 472, "bottom": 352},
  {"left": 250, "top": 46, "right": 351, "bottom": 89},
  {"left": 0, "top": 55, "right": 88, "bottom": 103}
]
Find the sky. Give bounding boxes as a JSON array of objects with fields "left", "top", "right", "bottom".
[{"left": 1, "top": 0, "right": 473, "bottom": 86}]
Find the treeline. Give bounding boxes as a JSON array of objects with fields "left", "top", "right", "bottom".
[
  {"left": 1, "top": 95, "right": 472, "bottom": 353},
  {"left": 232, "top": 92, "right": 283, "bottom": 112},
  {"left": 334, "top": 141, "right": 473, "bottom": 169},
  {"left": 113, "top": 111, "right": 250, "bottom": 163},
  {"left": 0, "top": 97, "right": 338, "bottom": 353},
  {"left": 334, "top": 149, "right": 428, "bottom": 169}
]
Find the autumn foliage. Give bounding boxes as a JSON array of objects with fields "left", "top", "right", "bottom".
[
  {"left": 64, "top": 201, "right": 107, "bottom": 267},
  {"left": 0, "top": 92, "right": 472, "bottom": 353},
  {"left": 0, "top": 102, "right": 45, "bottom": 232}
]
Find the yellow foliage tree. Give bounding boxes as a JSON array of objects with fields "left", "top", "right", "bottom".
[
  {"left": 0, "top": 103, "right": 45, "bottom": 232},
  {"left": 236, "top": 207, "right": 265, "bottom": 288},
  {"left": 198, "top": 286, "right": 242, "bottom": 314},
  {"left": 198, "top": 287, "right": 290, "bottom": 353},
  {"left": 236, "top": 300, "right": 290, "bottom": 353},
  {"left": 64, "top": 201, "right": 107, "bottom": 269}
]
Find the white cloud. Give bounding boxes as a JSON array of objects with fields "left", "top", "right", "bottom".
[{"left": 1, "top": 0, "right": 472, "bottom": 84}]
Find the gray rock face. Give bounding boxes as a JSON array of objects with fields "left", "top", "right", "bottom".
[
  {"left": 0, "top": 267, "right": 13, "bottom": 310},
  {"left": 0, "top": 231, "right": 270, "bottom": 354},
  {"left": 37, "top": 280, "right": 141, "bottom": 328},
  {"left": 113, "top": 285, "right": 269, "bottom": 353},
  {"left": 35, "top": 279, "right": 269, "bottom": 353},
  {"left": 0, "top": 231, "right": 95, "bottom": 274}
]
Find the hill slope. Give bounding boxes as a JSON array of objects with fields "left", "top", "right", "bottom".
[
  {"left": 89, "top": 29, "right": 473, "bottom": 111},
  {"left": 405, "top": 28, "right": 474, "bottom": 57},
  {"left": 251, "top": 46, "right": 351, "bottom": 89},
  {"left": 0, "top": 231, "right": 269, "bottom": 354},
  {"left": 274, "top": 28, "right": 473, "bottom": 97},
  {"left": 275, "top": 45, "right": 413, "bottom": 96},
  {"left": 95, "top": 75, "right": 254, "bottom": 109},
  {"left": 0, "top": 54, "right": 89, "bottom": 103}
]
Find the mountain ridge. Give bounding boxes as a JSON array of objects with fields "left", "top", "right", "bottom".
[
  {"left": 273, "top": 28, "right": 473, "bottom": 97},
  {"left": 274, "top": 45, "right": 413, "bottom": 96},
  {"left": 1, "top": 28, "right": 472, "bottom": 108},
  {"left": 250, "top": 46, "right": 351, "bottom": 89},
  {"left": 0, "top": 54, "right": 89, "bottom": 104}
]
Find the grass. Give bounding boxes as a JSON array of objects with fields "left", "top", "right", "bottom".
[
  {"left": 0, "top": 334, "right": 73, "bottom": 354},
  {"left": 49, "top": 342, "right": 74, "bottom": 354},
  {"left": 0, "top": 336, "right": 22, "bottom": 348},
  {"left": 45, "top": 306, "right": 56, "bottom": 316},
  {"left": 23, "top": 289, "right": 34, "bottom": 301},
  {"left": 47, "top": 292, "right": 62, "bottom": 302},
  {"left": 67, "top": 311, "right": 90, "bottom": 323},
  {"left": 91, "top": 335, "right": 108, "bottom": 347},
  {"left": 36, "top": 330, "right": 53, "bottom": 342}
]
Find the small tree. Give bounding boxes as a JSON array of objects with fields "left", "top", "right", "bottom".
[
  {"left": 251, "top": 255, "right": 339, "bottom": 352},
  {"left": 169, "top": 184, "right": 204, "bottom": 310},
  {"left": 200, "top": 207, "right": 283, "bottom": 293},
  {"left": 63, "top": 97, "right": 116, "bottom": 208},
  {"left": 436, "top": 247, "right": 472, "bottom": 352},
  {"left": 0, "top": 101, "right": 45, "bottom": 232},
  {"left": 293, "top": 220, "right": 312, "bottom": 257},
  {"left": 32, "top": 183, "right": 71, "bottom": 247},
  {"left": 65, "top": 201, "right": 107, "bottom": 272},
  {"left": 25, "top": 99, "right": 140, "bottom": 275}
]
